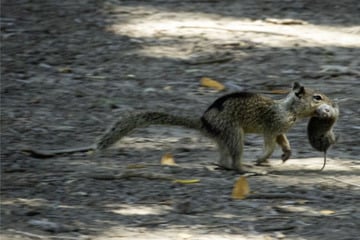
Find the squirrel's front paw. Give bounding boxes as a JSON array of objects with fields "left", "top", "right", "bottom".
[{"left": 281, "top": 149, "right": 291, "bottom": 162}]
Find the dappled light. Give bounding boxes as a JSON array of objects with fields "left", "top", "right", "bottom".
[
  {"left": 107, "top": 204, "right": 172, "bottom": 216},
  {"left": 107, "top": 6, "right": 360, "bottom": 60}
]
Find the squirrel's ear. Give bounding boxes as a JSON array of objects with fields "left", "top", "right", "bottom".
[
  {"left": 293, "top": 82, "right": 301, "bottom": 90},
  {"left": 293, "top": 82, "right": 305, "bottom": 98}
]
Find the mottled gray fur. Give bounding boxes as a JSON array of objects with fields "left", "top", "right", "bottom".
[
  {"left": 96, "top": 82, "right": 334, "bottom": 172},
  {"left": 25, "top": 83, "right": 335, "bottom": 172}
]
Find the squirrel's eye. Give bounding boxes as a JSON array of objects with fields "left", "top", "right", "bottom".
[{"left": 313, "top": 95, "right": 323, "bottom": 101}]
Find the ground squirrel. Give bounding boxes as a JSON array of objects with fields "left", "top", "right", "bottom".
[
  {"left": 25, "top": 82, "right": 334, "bottom": 172},
  {"left": 307, "top": 102, "right": 339, "bottom": 170}
]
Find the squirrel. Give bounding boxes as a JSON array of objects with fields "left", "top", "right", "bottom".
[
  {"left": 24, "top": 82, "right": 335, "bottom": 173},
  {"left": 307, "top": 102, "right": 339, "bottom": 170}
]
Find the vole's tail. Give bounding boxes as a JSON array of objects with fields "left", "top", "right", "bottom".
[{"left": 96, "top": 111, "right": 203, "bottom": 150}]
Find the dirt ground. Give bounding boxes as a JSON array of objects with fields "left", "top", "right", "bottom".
[{"left": 1, "top": 1, "right": 360, "bottom": 239}]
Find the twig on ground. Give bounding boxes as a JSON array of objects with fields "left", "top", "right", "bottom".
[
  {"left": 264, "top": 18, "right": 308, "bottom": 25},
  {"left": 178, "top": 25, "right": 297, "bottom": 37},
  {"left": 21, "top": 146, "right": 95, "bottom": 158},
  {"left": 248, "top": 193, "right": 324, "bottom": 201},
  {"left": 257, "top": 224, "right": 297, "bottom": 232},
  {"left": 325, "top": 177, "right": 360, "bottom": 188},
  {"left": 7, "top": 229, "right": 81, "bottom": 240},
  {"left": 184, "top": 54, "right": 233, "bottom": 65},
  {"left": 89, "top": 171, "right": 174, "bottom": 181}
]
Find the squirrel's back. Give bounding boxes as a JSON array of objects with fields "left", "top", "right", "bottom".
[{"left": 201, "top": 92, "right": 294, "bottom": 134}]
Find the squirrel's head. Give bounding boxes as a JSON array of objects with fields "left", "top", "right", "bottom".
[{"left": 290, "top": 82, "right": 336, "bottom": 118}]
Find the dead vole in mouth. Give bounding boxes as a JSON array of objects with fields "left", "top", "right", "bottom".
[{"left": 307, "top": 103, "right": 339, "bottom": 171}]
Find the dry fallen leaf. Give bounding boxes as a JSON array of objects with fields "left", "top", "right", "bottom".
[
  {"left": 58, "top": 66, "right": 72, "bottom": 73},
  {"left": 161, "top": 153, "right": 177, "bottom": 166},
  {"left": 173, "top": 179, "right": 200, "bottom": 184},
  {"left": 200, "top": 77, "right": 225, "bottom": 91},
  {"left": 320, "top": 209, "right": 336, "bottom": 215},
  {"left": 232, "top": 176, "right": 250, "bottom": 200}
]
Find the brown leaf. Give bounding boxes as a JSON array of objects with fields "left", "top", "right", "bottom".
[
  {"left": 232, "top": 176, "right": 250, "bottom": 200},
  {"left": 200, "top": 77, "right": 225, "bottom": 91},
  {"left": 161, "top": 153, "right": 177, "bottom": 166}
]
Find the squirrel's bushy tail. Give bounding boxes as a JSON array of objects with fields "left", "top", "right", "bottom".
[{"left": 96, "top": 111, "right": 202, "bottom": 150}]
